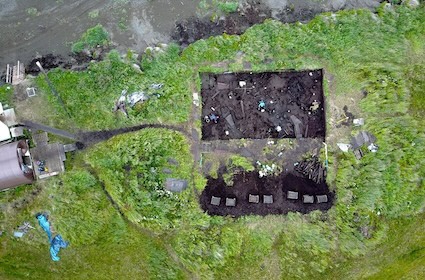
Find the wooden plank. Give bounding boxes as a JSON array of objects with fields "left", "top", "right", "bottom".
[
  {"left": 6, "top": 64, "right": 10, "bottom": 83},
  {"left": 240, "top": 100, "right": 245, "bottom": 119}
]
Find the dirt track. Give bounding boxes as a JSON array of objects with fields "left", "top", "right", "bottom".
[{"left": 22, "top": 120, "right": 188, "bottom": 149}]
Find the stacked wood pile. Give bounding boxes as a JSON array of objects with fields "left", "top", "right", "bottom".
[{"left": 294, "top": 156, "right": 325, "bottom": 184}]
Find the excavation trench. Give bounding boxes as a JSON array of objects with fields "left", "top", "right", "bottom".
[
  {"left": 200, "top": 172, "right": 333, "bottom": 217},
  {"left": 200, "top": 70, "right": 332, "bottom": 216},
  {"left": 201, "top": 70, "right": 326, "bottom": 140}
]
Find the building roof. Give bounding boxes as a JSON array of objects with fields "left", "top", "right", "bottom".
[
  {"left": 0, "top": 141, "right": 34, "bottom": 190},
  {"left": 316, "top": 195, "right": 328, "bottom": 203},
  {"left": 0, "top": 108, "right": 18, "bottom": 127},
  {"left": 248, "top": 194, "right": 259, "bottom": 203},
  {"left": 0, "top": 121, "right": 11, "bottom": 142}
]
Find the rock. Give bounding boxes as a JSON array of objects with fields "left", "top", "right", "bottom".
[
  {"left": 158, "top": 43, "right": 168, "bottom": 49},
  {"left": 167, "top": 158, "right": 179, "bottom": 166},
  {"left": 132, "top": 64, "right": 141, "bottom": 71},
  {"left": 92, "top": 48, "right": 102, "bottom": 59},
  {"left": 162, "top": 168, "right": 172, "bottom": 174},
  {"left": 404, "top": 0, "right": 420, "bottom": 7},
  {"left": 264, "top": 0, "right": 288, "bottom": 10},
  {"left": 331, "top": 0, "right": 347, "bottom": 10},
  {"left": 383, "top": 3, "right": 393, "bottom": 12},
  {"left": 165, "top": 178, "right": 188, "bottom": 192}
]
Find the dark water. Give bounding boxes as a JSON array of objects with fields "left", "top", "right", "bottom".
[{"left": 0, "top": 0, "right": 381, "bottom": 68}]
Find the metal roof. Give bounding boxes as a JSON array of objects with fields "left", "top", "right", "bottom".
[
  {"left": 0, "top": 141, "right": 34, "bottom": 190},
  {"left": 0, "top": 121, "right": 11, "bottom": 142}
]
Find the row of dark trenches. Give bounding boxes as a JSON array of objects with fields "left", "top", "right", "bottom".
[
  {"left": 199, "top": 70, "right": 333, "bottom": 217},
  {"left": 211, "top": 192, "right": 329, "bottom": 207},
  {"left": 200, "top": 172, "right": 333, "bottom": 217}
]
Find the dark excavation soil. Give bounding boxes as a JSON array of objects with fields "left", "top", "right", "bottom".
[
  {"left": 171, "top": 0, "right": 382, "bottom": 47},
  {"left": 172, "top": 2, "right": 270, "bottom": 46},
  {"left": 22, "top": 120, "right": 187, "bottom": 149},
  {"left": 74, "top": 124, "right": 188, "bottom": 148},
  {"left": 25, "top": 47, "right": 109, "bottom": 75},
  {"left": 201, "top": 70, "right": 325, "bottom": 140},
  {"left": 200, "top": 171, "right": 333, "bottom": 217},
  {"left": 171, "top": 1, "right": 329, "bottom": 47}
]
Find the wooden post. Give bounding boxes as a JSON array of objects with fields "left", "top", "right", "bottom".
[
  {"left": 6, "top": 64, "right": 10, "bottom": 83},
  {"left": 323, "top": 142, "right": 328, "bottom": 168},
  {"left": 36, "top": 61, "right": 71, "bottom": 117}
]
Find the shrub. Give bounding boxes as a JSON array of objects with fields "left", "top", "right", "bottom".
[{"left": 71, "top": 24, "right": 109, "bottom": 53}]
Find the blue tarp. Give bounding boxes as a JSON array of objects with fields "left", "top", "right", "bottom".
[
  {"left": 50, "top": 234, "right": 69, "bottom": 262},
  {"left": 36, "top": 214, "right": 52, "bottom": 242},
  {"left": 36, "top": 213, "right": 69, "bottom": 261}
]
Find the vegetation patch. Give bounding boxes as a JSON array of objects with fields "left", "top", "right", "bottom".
[
  {"left": 0, "top": 171, "right": 185, "bottom": 279},
  {"left": 71, "top": 24, "right": 110, "bottom": 54},
  {"left": 216, "top": 1, "right": 239, "bottom": 14},
  {"left": 85, "top": 128, "right": 204, "bottom": 231},
  {"left": 0, "top": 85, "right": 13, "bottom": 105},
  {"left": 36, "top": 47, "right": 192, "bottom": 131}
]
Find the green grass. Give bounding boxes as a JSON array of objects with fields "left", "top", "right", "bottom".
[
  {"left": 0, "top": 85, "right": 14, "bottom": 105},
  {"left": 0, "top": 173, "right": 185, "bottom": 280},
  {"left": 36, "top": 46, "right": 193, "bottom": 131},
  {"left": 216, "top": 1, "right": 239, "bottom": 14},
  {"left": 228, "top": 155, "right": 254, "bottom": 172},
  {"left": 221, "top": 155, "right": 255, "bottom": 186},
  {"left": 198, "top": 0, "right": 239, "bottom": 16},
  {"left": 71, "top": 24, "right": 109, "bottom": 53},
  {"left": 85, "top": 128, "right": 204, "bottom": 232},
  {"left": 406, "top": 63, "right": 425, "bottom": 119},
  {"left": 327, "top": 213, "right": 425, "bottom": 279}
]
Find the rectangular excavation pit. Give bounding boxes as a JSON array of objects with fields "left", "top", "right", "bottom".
[
  {"left": 200, "top": 172, "right": 333, "bottom": 217},
  {"left": 201, "top": 70, "right": 325, "bottom": 140}
]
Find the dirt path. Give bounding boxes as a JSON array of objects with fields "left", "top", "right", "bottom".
[
  {"left": 22, "top": 119, "right": 190, "bottom": 146},
  {"left": 76, "top": 123, "right": 189, "bottom": 147},
  {"left": 22, "top": 120, "right": 77, "bottom": 140},
  {"left": 173, "top": 0, "right": 381, "bottom": 47}
]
